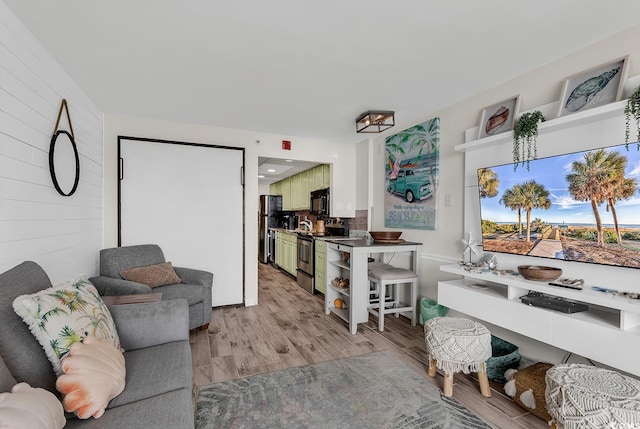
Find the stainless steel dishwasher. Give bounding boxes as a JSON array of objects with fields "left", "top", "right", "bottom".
[{"left": 296, "top": 233, "right": 314, "bottom": 294}]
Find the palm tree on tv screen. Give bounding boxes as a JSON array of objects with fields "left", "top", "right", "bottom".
[
  {"left": 566, "top": 149, "right": 619, "bottom": 247},
  {"left": 478, "top": 168, "right": 499, "bottom": 198},
  {"left": 520, "top": 180, "right": 551, "bottom": 242},
  {"left": 499, "top": 184, "right": 526, "bottom": 237},
  {"left": 601, "top": 151, "right": 637, "bottom": 244}
]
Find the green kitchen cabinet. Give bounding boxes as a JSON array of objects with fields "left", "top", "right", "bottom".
[
  {"left": 275, "top": 231, "right": 297, "bottom": 277},
  {"left": 315, "top": 239, "right": 327, "bottom": 294},
  {"left": 281, "top": 177, "right": 291, "bottom": 210},
  {"left": 291, "top": 174, "right": 302, "bottom": 210},
  {"left": 300, "top": 169, "right": 311, "bottom": 210},
  {"left": 273, "top": 165, "right": 328, "bottom": 209},
  {"left": 312, "top": 165, "right": 324, "bottom": 191},
  {"left": 270, "top": 180, "right": 281, "bottom": 196},
  {"left": 322, "top": 164, "right": 330, "bottom": 188}
]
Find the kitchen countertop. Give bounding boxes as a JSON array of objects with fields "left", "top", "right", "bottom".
[
  {"left": 324, "top": 238, "right": 421, "bottom": 247},
  {"left": 270, "top": 227, "right": 348, "bottom": 239}
]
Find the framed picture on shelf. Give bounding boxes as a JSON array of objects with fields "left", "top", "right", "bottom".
[
  {"left": 557, "top": 56, "right": 628, "bottom": 117},
  {"left": 477, "top": 95, "right": 520, "bottom": 139}
]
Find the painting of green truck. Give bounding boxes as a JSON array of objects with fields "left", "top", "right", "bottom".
[{"left": 384, "top": 117, "right": 440, "bottom": 229}]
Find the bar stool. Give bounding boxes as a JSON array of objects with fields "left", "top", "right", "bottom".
[
  {"left": 367, "top": 264, "right": 418, "bottom": 332},
  {"left": 424, "top": 317, "right": 492, "bottom": 398},
  {"left": 367, "top": 262, "right": 393, "bottom": 304}
]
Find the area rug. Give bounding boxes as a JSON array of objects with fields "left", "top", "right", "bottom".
[{"left": 195, "top": 351, "right": 491, "bottom": 428}]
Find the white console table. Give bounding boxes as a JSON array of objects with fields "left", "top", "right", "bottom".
[{"left": 438, "top": 264, "right": 640, "bottom": 377}]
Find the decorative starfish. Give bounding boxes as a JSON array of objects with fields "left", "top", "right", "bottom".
[{"left": 461, "top": 232, "right": 479, "bottom": 264}]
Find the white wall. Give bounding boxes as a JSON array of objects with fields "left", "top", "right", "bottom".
[
  {"left": 0, "top": 2, "right": 103, "bottom": 283},
  {"left": 367, "top": 24, "right": 640, "bottom": 364},
  {"left": 355, "top": 139, "right": 370, "bottom": 211},
  {"left": 103, "top": 114, "right": 357, "bottom": 306}
]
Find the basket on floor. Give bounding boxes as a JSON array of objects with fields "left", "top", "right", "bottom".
[
  {"left": 420, "top": 297, "right": 448, "bottom": 324},
  {"left": 486, "top": 335, "right": 520, "bottom": 382}
]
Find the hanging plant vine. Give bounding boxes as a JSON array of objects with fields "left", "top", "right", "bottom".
[
  {"left": 624, "top": 86, "right": 640, "bottom": 150},
  {"left": 513, "top": 110, "right": 545, "bottom": 171}
]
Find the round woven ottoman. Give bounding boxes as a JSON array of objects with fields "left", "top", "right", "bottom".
[
  {"left": 546, "top": 364, "right": 640, "bottom": 429},
  {"left": 424, "top": 317, "right": 492, "bottom": 398}
]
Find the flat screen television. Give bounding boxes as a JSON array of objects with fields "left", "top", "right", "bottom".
[{"left": 477, "top": 142, "right": 640, "bottom": 269}]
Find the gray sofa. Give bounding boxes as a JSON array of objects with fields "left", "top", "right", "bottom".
[
  {"left": 0, "top": 261, "right": 194, "bottom": 428},
  {"left": 89, "top": 244, "right": 213, "bottom": 330}
]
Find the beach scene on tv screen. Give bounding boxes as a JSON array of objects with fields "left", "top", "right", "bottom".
[{"left": 477, "top": 142, "right": 640, "bottom": 269}]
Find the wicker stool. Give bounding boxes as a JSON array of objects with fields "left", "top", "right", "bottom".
[
  {"left": 546, "top": 364, "right": 640, "bottom": 429},
  {"left": 424, "top": 317, "right": 492, "bottom": 398},
  {"left": 367, "top": 264, "right": 417, "bottom": 332}
]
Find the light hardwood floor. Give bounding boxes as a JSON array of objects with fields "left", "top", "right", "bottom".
[{"left": 189, "top": 262, "right": 548, "bottom": 429}]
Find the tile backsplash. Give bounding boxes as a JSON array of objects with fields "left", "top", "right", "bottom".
[
  {"left": 290, "top": 209, "right": 369, "bottom": 237},
  {"left": 348, "top": 210, "right": 369, "bottom": 238}
]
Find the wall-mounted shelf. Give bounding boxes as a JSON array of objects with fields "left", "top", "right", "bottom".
[
  {"left": 455, "top": 99, "right": 627, "bottom": 153},
  {"left": 438, "top": 264, "right": 640, "bottom": 377}
]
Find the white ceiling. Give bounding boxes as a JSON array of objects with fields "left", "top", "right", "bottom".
[
  {"left": 258, "top": 157, "right": 319, "bottom": 185},
  {"left": 5, "top": 1, "right": 640, "bottom": 147}
]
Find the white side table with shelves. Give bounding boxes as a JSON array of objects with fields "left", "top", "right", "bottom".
[
  {"left": 437, "top": 264, "right": 640, "bottom": 377},
  {"left": 324, "top": 242, "right": 369, "bottom": 334},
  {"left": 324, "top": 239, "right": 422, "bottom": 335}
]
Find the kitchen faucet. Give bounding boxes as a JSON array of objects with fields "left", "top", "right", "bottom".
[{"left": 300, "top": 220, "right": 313, "bottom": 231}]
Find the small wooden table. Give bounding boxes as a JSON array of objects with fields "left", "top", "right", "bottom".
[{"left": 101, "top": 293, "right": 163, "bottom": 306}]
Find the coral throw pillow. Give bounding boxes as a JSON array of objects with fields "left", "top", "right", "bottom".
[
  {"left": 12, "top": 276, "right": 121, "bottom": 375},
  {"left": 0, "top": 382, "right": 65, "bottom": 429},
  {"left": 56, "top": 336, "right": 126, "bottom": 419},
  {"left": 120, "top": 261, "right": 181, "bottom": 287}
]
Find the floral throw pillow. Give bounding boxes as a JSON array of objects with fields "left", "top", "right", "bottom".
[{"left": 12, "top": 276, "right": 121, "bottom": 375}]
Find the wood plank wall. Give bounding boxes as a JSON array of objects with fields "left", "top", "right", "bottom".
[{"left": 0, "top": 2, "right": 104, "bottom": 283}]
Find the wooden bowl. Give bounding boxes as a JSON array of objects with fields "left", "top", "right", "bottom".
[
  {"left": 369, "top": 231, "right": 402, "bottom": 242},
  {"left": 517, "top": 265, "right": 562, "bottom": 282}
]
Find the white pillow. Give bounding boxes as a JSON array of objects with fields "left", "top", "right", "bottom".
[
  {"left": 12, "top": 276, "right": 121, "bottom": 375},
  {"left": 0, "top": 382, "right": 65, "bottom": 429}
]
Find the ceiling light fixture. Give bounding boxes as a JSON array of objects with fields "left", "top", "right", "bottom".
[{"left": 355, "top": 110, "right": 395, "bottom": 133}]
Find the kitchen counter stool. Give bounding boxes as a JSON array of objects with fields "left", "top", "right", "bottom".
[
  {"left": 424, "top": 317, "right": 492, "bottom": 398},
  {"left": 367, "top": 264, "right": 417, "bottom": 332}
]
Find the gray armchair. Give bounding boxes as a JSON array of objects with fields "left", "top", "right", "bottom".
[{"left": 90, "top": 244, "right": 212, "bottom": 330}]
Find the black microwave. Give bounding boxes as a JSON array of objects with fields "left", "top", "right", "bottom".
[{"left": 310, "top": 188, "right": 330, "bottom": 216}]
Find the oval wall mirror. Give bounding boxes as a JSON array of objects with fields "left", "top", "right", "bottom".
[{"left": 49, "top": 130, "right": 80, "bottom": 196}]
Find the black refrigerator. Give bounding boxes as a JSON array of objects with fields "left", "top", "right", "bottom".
[{"left": 259, "top": 195, "right": 282, "bottom": 264}]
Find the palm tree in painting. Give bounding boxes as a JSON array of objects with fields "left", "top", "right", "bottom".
[
  {"left": 385, "top": 118, "right": 440, "bottom": 193},
  {"left": 602, "top": 152, "right": 638, "bottom": 244},
  {"left": 566, "top": 149, "right": 611, "bottom": 247},
  {"left": 520, "top": 180, "right": 551, "bottom": 242},
  {"left": 500, "top": 185, "right": 525, "bottom": 237},
  {"left": 478, "top": 168, "right": 499, "bottom": 198}
]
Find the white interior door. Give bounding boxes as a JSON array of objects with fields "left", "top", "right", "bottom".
[{"left": 119, "top": 137, "right": 244, "bottom": 306}]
